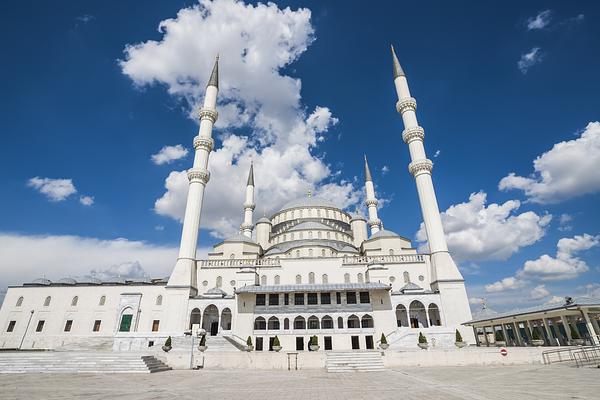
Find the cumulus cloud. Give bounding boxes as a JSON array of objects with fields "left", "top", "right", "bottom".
[
  {"left": 530, "top": 284, "right": 550, "bottom": 300},
  {"left": 121, "top": 0, "right": 359, "bottom": 238},
  {"left": 499, "top": 122, "right": 600, "bottom": 204},
  {"left": 517, "top": 47, "right": 542, "bottom": 74},
  {"left": 416, "top": 191, "right": 551, "bottom": 262},
  {"left": 90, "top": 261, "right": 147, "bottom": 280},
  {"left": 151, "top": 144, "right": 189, "bottom": 165},
  {"left": 79, "top": 195, "right": 94, "bottom": 206},
  {"left": 485, "top": 277, "right": 526, "bottom": 293},
  {"left": 28, "top": 177, "right": 77, "bottom": 202},
  {"left": 433, "top": 150, "right": 441, "bottom": 158},
  {"left": 526, "top": 10, "right": 552, "bottom": 30},
  {"left": 381, "top": 165, "right": 389, "bottom": 175}
]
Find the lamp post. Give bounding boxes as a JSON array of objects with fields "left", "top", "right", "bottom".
[{"left": 19, "top": 310, "right": 34, "bottom": 349}]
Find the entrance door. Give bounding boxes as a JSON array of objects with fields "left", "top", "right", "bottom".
[
  {"left": 365, "top": 335, "right": 374, "bottom": 349},
  {"left": 324, "top": 336, "right": 332, "bottom": 350},
  {"left": 119, "top": 314, "right": 133, "bottom": 332},
  {"left": 410, "top": 318, "right": 419, "bottom": 328},
  {"left": 269, "top": 337, "right": 275, "bottom": 351},
  {"left": 351, "top": 335, "right": 360, "bottom": 350},
  {"left": 210, "top": 321, "right": 218, "bottom": 336},
  {"left": 296, "top": 337, "right": 304, "bottom": 351},
  {"left": 256, "top": 337, "right": 264, "bottom": 351}
]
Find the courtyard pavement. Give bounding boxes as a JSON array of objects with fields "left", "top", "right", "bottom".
[{"left": 0, "top": 365, "right": 598, "bottom": 400}]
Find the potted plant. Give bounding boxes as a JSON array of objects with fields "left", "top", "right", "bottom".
[
  {"left": 494, "top": 331, "right": 506, "bottom": 347},
  {"left": 454, "top": 329, "right": 467, "bottom": 348},
  {"left": 309, "top": 335, "right": 319, "bottom": 351},
  {"left": 531, "top": 328, "right": 544, "bottom": 347},
  {"left": 246, "top": 336, "right": 254, "bottom": 351},
  {"left": 379, "top": 333, "right": 389, "bottom": 350},
  {"left": 198, "top": 334, "right": 207, "bottom": 352},
  {"left": 162, "top": 336, "right": 172, "bottom": 352},
  {"left": 272, "top": 336, "right": 282, "bottom": 352},
  {"left": 569, "top": 325, "right": 584, "bottom": 346},
  {"left": 417, "top": 332, "right": 428, "bottom": 349}
]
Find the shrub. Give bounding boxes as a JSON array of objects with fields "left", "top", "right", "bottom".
[
  {"left": 570, "top": 325, "right": 581, "bottom": 340},
  {"left": 380, "top": 333, "right": 387, "bottom": 345},
  {"left": 531, "top": 328, "right": 541, "bottom": 341},
  {"left": 247, "top": 336, "right": 253, "bottom": 346},
  {"left": 495, "top": 331, "right": 504, "bottom": 342},
  {"left": 310, "top": 335, "right": 318, "bottom": 346},
  {"left": 418, "top": 332, "right": 427, "bottom": 344},
  {"left": 455, "top": 329, "right": 463, "bottom": 343},
  {"left": 273, "top": 335, "right": 280, "bottom": 347},
  {"left": 165, "top": 336, "right": 172, "bottom": 347},
  {"left": 199, "top": 334, "right": 206, "bottom": 346}
]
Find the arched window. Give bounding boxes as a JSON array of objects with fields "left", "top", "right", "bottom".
[
  {"left": 321, "top": 249, "right": 326, "bottom": 257},
  {"left": 16, "top": 296, "right": 24, "bottom": 307},
  {"left": 428, "top": 303, "right": 442, "bottom": 326},
  {"left": 261, "top": 275, "right": 267, "bottom": 285},
  {"left": 344, "top": 273, "right": 350, "bottom": 283},
  {"left": 309, "top": 249, "right": 313, "bottom": 257},
  {"left": 291, "top": 233, "right": 295, "bottom": 240},
  {"left": 308, "top": 231, "right": 313, "bottom": 239},
  {"left": 284, "top": 318, "right": 290, "bottom": 330},
  {"left": 274, "top": 275, "right": 280, "bottom": 285},
  {"left": 318, "top": 231, "right": 322, "bottom": 239},
  {"left": 71, "top": 296, "right": 78, "bottom": 306},
  {"left": 296, "top": 275, "right": 302, "bottom": 284},
  {"left": 409, "top": 300, "right": 428, "bottom": 328},
  {"left": 293, "top": 316, "right": 306, "bottom": 330},
  {"left": 309, "top": 272, "right": 315, "bottom": 284},
  {"left": 156, "top": 295, "right": 163, "bottom": 306},
  {"left": 221, "top": 308, "right": 232, "bottom": 330},
  {"left": 268, "top": 317, "right": 280, "bottom": 330},
  {"left": 348, "top": 315, "right": 360, "bottom": 329},
  {"left": 396, "top": 304, "right": 408, "bottom": 327},
  {"left": 308, "top": 315, "right": 320, "bottom": 330},
  {"left": 43, "top": 296, "right": 51, "bottom": 307},
  {"left": 361, "top": 314, "right": 374, "bottom": 328},
  {"left": 403, "top": 271, "right": 410, "bottom": 283},
  {"left": 190, "top": 308, "right": 201, "bottom": 329},
  {"left": 322, "top": 315, "right": 334, "bottom": 329},
  {"left": 326, "top": 232, "right": 330, "bottom": 239},
  {"left": 357, "top": 273, "right": 364, "bottom": 283},
  {"left": 322, "top": 274, "right": 328, "bottom": 284},
  {"left": 337, "top": 317, "right": 344, "bottom": 329},
  {"left": 254, "top": 317, "right": 266, "bottom": 330},
  {"left": 296, "top": 250, "right": 301, "bottom": 258},
  {"left": 389, "top": 249, "right": 394, "bottom": 255},
  {"left": 216, "top": 276, "right": 222, "bottom": 288},
  {"left": 99, "top": 295, "right": 106, "bottom": 306}
]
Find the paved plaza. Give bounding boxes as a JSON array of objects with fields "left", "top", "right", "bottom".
[{"left": 0, "top": 365, "right": 598, "bottom": 400}]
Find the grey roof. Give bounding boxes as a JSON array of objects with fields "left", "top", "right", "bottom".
[
  {"left": 280, "top": 196, "right": 339, "bottom": 211},
  {"left": 78, "top": 276, "right": 102, "bottom": 285},
  {"left": 350, "top": 212, "right": 366, "bottom": 222},
  {"left": 56, "top": 278, "right": 77, "bottom": 285},
  {"left": 103, "top": 276, "right": 126, "bottom": 284},
  {"left": 222, "top": 233, "right": 258, "bottom": 244},
  {"left": 264, "top": 239, "right": 358, "bottom": 255},
  {"left": 391, "top": 45, "right": 405, "bottom": 78},
  {"left": 256, "top": 217, "right": 271, "bottom": 224},
  {"left": 247, "top": 162, "right": 254, "bottom": 186},
  {"left": 369, "top": 229, "right": 401, "bottom": 239},
  {"left": 287, "top": 221, "right": 333, "bottom": 232},
  {"left": 364, "top": 155, "right": 373, "bottom": 182},
  {"left": 400, "top": 282, "right": 423, "bottom": 292},
  {"left": 205, "top": 287, "right": 228, "bottom": 296},
  {"left": 236, "top": 282, "right": 391, "bottom": 294},
  {"left": 207, "top": 55, "right": 219, "bottom": 88},
  {"left": 28, "top": 278, "right": 51, "bottom": 286}
]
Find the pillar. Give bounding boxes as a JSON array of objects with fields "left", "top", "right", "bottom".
[
  {"left": 542, "top": 318, "right": 557, "bottom": 346},
  {"left": 512, "top": 322, "right": 523, "bottom": 346}
]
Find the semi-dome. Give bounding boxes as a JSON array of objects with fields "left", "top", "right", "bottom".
[{"left": 369, "top": 229, "right": 401, "bottom": 239}]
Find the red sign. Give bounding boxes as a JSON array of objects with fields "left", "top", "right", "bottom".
[{"left": 500, "top": 348, "right": 508, "bottom": 356}]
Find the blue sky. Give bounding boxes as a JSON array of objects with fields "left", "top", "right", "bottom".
[{"left": 1, "top": 0, "right": 599, "bottom": 312}]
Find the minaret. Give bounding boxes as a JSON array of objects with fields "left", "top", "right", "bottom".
[
  {"left": 240, "top": 162, "right": 255, "bottom": 238},
  {"left": 390, "top": 45, "right": 463, "bottom": 283},
  {"left": 167, "top": 56, "right": 219, "bottom": 293},
  {"left": 364, "top": 155, "right": 382, "bottom": 235}
]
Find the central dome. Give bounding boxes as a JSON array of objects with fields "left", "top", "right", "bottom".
[{"left": 280, "top": 196, "right": 339, "bottom": 212}]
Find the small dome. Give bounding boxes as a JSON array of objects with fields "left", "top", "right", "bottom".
[
  {"left": 223, "top": 233, "right": 257, "bottom": 244},
  {"left": 57, "top": 278, "right": 77, "bottom": 285},
  {"left": 256, "top": 217, "right": 271, "bottom": 224},
  {"left": 400, "top": 282, "right": 423, "bottom": 292},
  {"left": 79, "top": 276, "right": 102, "bottom": 285},
  {"left": 369, "top": 229, "right": 400, "bottom": 239},
  {"left": 103, "top": 276, "right": 126, "bottom": 284},
  {"left": 30, "top": 278, "right": 51, "bottom": 285}
]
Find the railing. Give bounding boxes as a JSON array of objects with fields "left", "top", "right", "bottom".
[
  {"left": 199, "top": 258, "right": 281, "bottom": 267},
  {"left": 342, "top": 254, "right": 425, "bottom": 265},
  {"left": 542, "top": 345, "right": 599, "bottom": 365},
  {"left": 573, "top": 346, "right": 600, "bottom": 368}
]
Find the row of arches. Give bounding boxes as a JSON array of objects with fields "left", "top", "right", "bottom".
[
  {"left": 396, "top": 301, "right": 442, "bottom": 328},
  {"left": 189, "top": 305, "right": 232, "bottom": 336},
  {"left": 18, "top": 295, "right": 164, "bottom": 308},
  {"left": 272, "top": 208, "right": 351, "bottom": 225},
  {"left": 255, "top": 271, "right": 422, "bottom": 286},
  {"left": 253, "top": 314, "right": 374, "bottom": 331}
]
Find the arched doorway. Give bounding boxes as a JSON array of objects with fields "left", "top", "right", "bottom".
[
  {"left": 118, "top": 307, "right": 134, "bottom": 332},
  {"left": 189, "top": 308, "right": 201, "bottom": 330},
  {"left": 396, "top": 304, "right": 409, "bottom": 327},
  {"left": 202, "top": 305, "right": 220, "bottom": 336},
  {"left": 221, "top": 308, "right": 232, "bottom": 330},
  {"left": 428, "top": 303, "right": 441, "bottom": 326},
  {"left": 409, "top": 300, "right": 428, "bottom": 328}
]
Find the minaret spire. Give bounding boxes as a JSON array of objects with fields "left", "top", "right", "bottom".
[
  {"left": 391, "top": 45, "right": 405, "bottom": 79},
  {"left": 168, "top": 55, "right": 220, "bottom": 294},
  {"left": 241, "top": 162, "right": 256, "bottom": 238},
  {"left": 363, "top": 155, "right": 381, "bottom": 235}
]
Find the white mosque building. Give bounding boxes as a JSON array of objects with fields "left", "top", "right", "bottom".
[{"left": 0, "top": 48, "right": 473, "bottom": 353}]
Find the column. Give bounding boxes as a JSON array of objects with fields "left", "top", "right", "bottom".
[
  {"left": 501, "top": 324, "right": 510, "bottom": 346},
  {"left": 581, "top": 310, "right": 597, "bottom": 345},
  {"left": 561, "top": 315, "right": 573, "bottom": 343},
  {"left": 473, "top": 326, "right": 481, "bottom": 347},
  {"left": 512, "top": 322, "right": 523, "bottom": 346},
  {"left": 542, "top": 318, "right": 557, "bottom": 346}
]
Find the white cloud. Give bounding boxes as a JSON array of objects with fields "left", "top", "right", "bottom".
[
  {"left": 526, "top": 10, "right": 552, "bottom": 30},
  {"left": 416, "top": 191, "right": 551, "bottom": 262},
  {"left": 485, "top": 277, "right": 526, "bottom": 293},
  {"left": 90, "top": 261, "right": 147, "bottom": 280},
  {"left": 381, "top": 165, "right": 389, "bottom": 175},
  {"left": 79, "top": 195, "right": 94, "bottom": 206},
  {"left": 545, "top": 295, "right": 564, "bottom": 305},
  {"left": 28, "top": 177, "right": 77, "bottom": 202},
  {"left": 559, "top": 213, "right": 573, "bottom": 225},
  {"left": 499, "top": 122, "right": 600, "bottom": 204},
  {"left": 121, "top": 0, "right": 359, "bottom": 238},
  {"left": 433, "top": 150, "right": 441, "bottom": 158},
  {"left": 518, "top": 233, "right": 599, "bottom": 281},
  {"left": 530, "top": 284, "right": 550, "bottom": 300},
  {"left": 155, "top": 225, "right": 165, "bottom": 231},
  {"left": 517, "top": 47, "right": 542, "bottom": 74},
  {"left": 151, "top": 144, "right": 189, "bottom": 165}
]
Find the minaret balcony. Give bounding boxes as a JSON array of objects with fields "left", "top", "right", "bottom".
[
  {"left": 408, "top": 159, "right": 433, "bottom": 177},
  {"left": 187, "top": 167, "right": 211, "bottom": 184},
  {"left": 198, "top": 108, "right": 218, "bottom": 123},
  {"left": 193, "top": 136, "right": 214, "bottom": 152},
  {"left": 396, "top": 97, "right": 417, "bottom": 114},
  {"left": 402, "top": 126, "right": 425, "bottom": 144}
]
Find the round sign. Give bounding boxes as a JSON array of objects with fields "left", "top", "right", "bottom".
[{"left": 500, "top": 348, "right": 508, "bottom": 356}]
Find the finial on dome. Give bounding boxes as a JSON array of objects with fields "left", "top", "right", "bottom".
[
  {"left": 390, "top": 45, "right": 405, "bottom": 79},
  {"left": 307, "top": 190, "right": 312, "bottom": 198},
  {"left": 247, "top": 161, "right": 254, "bottom": 186},
  {"left": 207, "top": 54, "right": 219, "bottom": 88},
  {"left": 364, "top": 155, "right": 373, "bottom": 182}
]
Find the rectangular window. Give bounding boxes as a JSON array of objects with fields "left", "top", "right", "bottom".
[
  {"left": 152, "top": 320, "right": 160, "bottom": 332},
  {"left": 35, "top": 320, "right": 45, "bottom": 332},
  {"left": 93, "top": 320, "right": 102, "bottom": 332},
  {"left": 307, "top": 293, "right": 318, "bottom": 305},
  {"left": 324, "top": 336, "right": 332, "bottom": 350},
  {"left": 284, "top": 293, "right": 289, "bottom": 305},
  {"left": 296, "top": 337, "right": 304, "bottom": 351},
  {"left": 346, "top": 292, "right": 357, "bottom": 304},
  {"left": 6, "top": 321, "right": 16, "bottom": 333},
  {"left": 269, "top": 294, "right": 279, "bottom": 306},
  {"left": 64, "top": 320, "right": 73, "bottom": 332},
  {"left": 256, "top": 294, "right": 266, "bottom": 306},
  {"left": 256, "top": 337, "right": 264, "bottom": 351},
  {"left": 320, "top": 293, "right": 331, "bottom": 304},
  {"left": 336, "top": 292, "right": 341, "bottom": 304},
  {"left": 366, "top": 335, "right": 374, "bottom": 349},
  {"left": 359, "top": 292, "right": 370, "bottom": 304},
  {"left": 294, "top": 293, "right": 304, "bottom": 305}
]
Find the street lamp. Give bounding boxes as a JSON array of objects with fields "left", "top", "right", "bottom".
[{"left": 184, "top": 328, "right": 206, "bottom": 369}]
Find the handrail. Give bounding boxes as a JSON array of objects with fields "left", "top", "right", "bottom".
[
  {"left": 573, "top": 346, "right": 600, "bottom": 368},
  {"left": 542, "top": 345, "right": 599, "bottom": 365},
  {"left": 199, "top": 258, "right": 281, "bottom": 267},
  {"left": 342, "top": 254, "right": 425, "bottom": 265}
]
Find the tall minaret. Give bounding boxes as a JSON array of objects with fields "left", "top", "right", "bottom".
[
  {"left": 240, "top": 162, "right": 255, "bottom": 238},
  {"left": 364, "top": 155, "right": 382, "bottom": 235},
  {"left": 390, "top": 45, "right": 462, "bottom": 284},
  {"left": 167, "top": 56, "right": 219, "bottom": 293}
]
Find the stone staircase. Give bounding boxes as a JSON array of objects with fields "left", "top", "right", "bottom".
[
  {"left": 386, "top": 327, "right": 456, "bottom": 349},
  {"left": 325, "top": 351, "right": 385, "bottom": 373},
  {"left": 205, "top": 335, "right": 241, "bottom": 352},
  {"left": 0, "top": 352, "right": 171, "bottom": 373}
]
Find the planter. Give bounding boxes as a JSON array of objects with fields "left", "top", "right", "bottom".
[
  {"left": 417, "top": 343, "right": 429, "bottom": 350},
  {"left": 531, "top": 340, "right": 545, "bottom": 347},
  {"left": 454, "top": 341, "right": 467, "bottom": 348},
  {"left": 161, "top": 345, "right": 172, "bottom": 353},
  {"left": 246, "top": 345, "right": 254, "bottom": 352},
  {"left": 495, "top": 341, "right": 506, "bottom": 347},
  {"left": 379, "top": 343, "right": 389, "bottom": 350},
  {"left": 272, "top": 345, "right": 282, "bottom": 352},
  {"left": 198, "top": 345, "right": 207, "bottom": 352},
  {"left": 309, "top": 345, "right": 320, "bottom": 351},
  {"left": 570, "top": 339, "right": 584, "bottom": 346}
]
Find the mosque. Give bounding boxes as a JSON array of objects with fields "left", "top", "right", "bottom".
[{"left": 0, "top": 48, "right": 474, "bottom": 352}]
